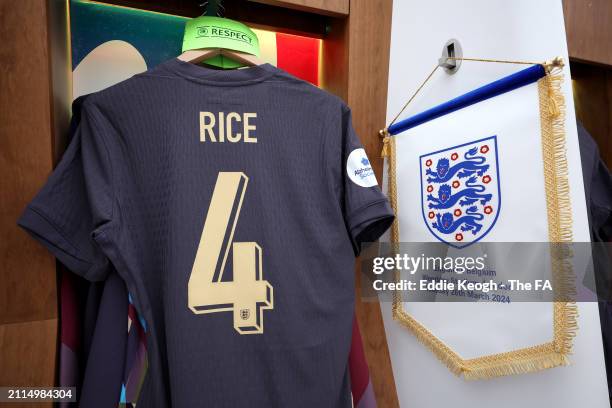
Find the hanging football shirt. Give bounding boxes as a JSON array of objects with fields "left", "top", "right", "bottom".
[{"left": 18, "top": 59, "right": 393, "bottom": 408}]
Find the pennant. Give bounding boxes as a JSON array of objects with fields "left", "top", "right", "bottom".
[{"left": 383, "top": 63, "right": 577, "bottom": 379}]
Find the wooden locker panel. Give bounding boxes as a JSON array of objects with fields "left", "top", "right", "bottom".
[
  {"left": 0, "top": 0, "right": 58, "bottom": 396},
  {"left": 564, "top": 0, "right": 612, "bottom": 66},
  {"left": 248, "top": 0, "right": 349, "bottom": 17},
  {"left": 99, "top": 0, "right": 327, "bottom": 37},
  {"left": 0, "top": 319, "right": 58, "bottom": 386},
  {"left": 0, "top": 319, "right": 57, "bottom": 407},
  {"left": 572, "top": 62, "right": 612, "bottom": 168},
  {"left": 0, "top": 0, "right": 58, "bottom": 325},
  {"left": 346, "top": 1, "right": 400, "bottom": 406},
  {"left": 322, "top": 1, "right": 399, "bottom": 406}
]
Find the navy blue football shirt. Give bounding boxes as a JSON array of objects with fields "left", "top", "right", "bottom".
[{"left": 19, "top": 59, "right": 394, "bottom": 407}]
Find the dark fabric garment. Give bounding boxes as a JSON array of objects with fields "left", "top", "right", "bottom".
[
  {"left": 123, "top": 300, "right": 148, "bottom": 405},
  {"left": 57, "top": 96, "right": 95, "bottom": 407},
  {"left": 55, "top": 96, "right": 128, "bottom": 408},
  {"left": 579, "top": 122, "right": 612, "bottom": 242},
  {"left": 80, "top": 271, "right": 128, "bottom": 408},
  {"left": 82, "top": 280, "right": 103, "bottom": 364},
  {"left": 58, "top": 269, "right": 82, "bottom": 408},
  {"left": 599, "top": 302, "right": 612, "bottom": 402},
  {"left": 19, "top": 60, "right": 394, "bottom": 408},
  {"left": 577, "top": 122, "right": 612, "bottom": 401}
]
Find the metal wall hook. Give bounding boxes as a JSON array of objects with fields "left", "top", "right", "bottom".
[{"left": 438, "top": 39, "right": 462, "bottom": 74}]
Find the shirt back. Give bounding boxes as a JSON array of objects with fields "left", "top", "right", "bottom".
[{"left": 19, "top": 59, "right": 394, "bottom": 407}]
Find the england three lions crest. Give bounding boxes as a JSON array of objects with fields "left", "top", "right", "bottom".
[{"left": 420, "top": 136, "right": 501, "bottom": 248}]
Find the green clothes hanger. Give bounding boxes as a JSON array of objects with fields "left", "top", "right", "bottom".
[{"left": 179, "top": 1, "right": 263, "bottom": 68}]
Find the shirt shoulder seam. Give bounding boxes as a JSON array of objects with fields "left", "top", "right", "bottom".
[{"left": 82, "top": 102, "right": 117, "bottom": 228}]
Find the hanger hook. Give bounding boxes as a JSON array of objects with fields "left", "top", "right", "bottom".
[{"left": 199, "top": 0, "right": 225, "bottom": 17}]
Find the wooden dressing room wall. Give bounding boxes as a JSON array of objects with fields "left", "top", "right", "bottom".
[
  {"left": 564, "top": 0, "right": 612, "bottom": 168},
  {"left": 0, "top": 3, "right": 59, "bottom": 405},
  {"left": 0, "top": 0, "right": 400, "bottom": 406}
]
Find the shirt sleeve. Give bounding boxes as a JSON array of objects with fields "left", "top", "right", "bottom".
[
  {"left": 18, "top": 102, "right": 115, "bottom": 281},
  {"left": 341, "top": 106, "right": 394, "bottom": 254}
]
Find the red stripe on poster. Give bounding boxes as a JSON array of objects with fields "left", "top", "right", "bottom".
[{"left": 276, "top": 33, "right": 319, "bottom": 86}]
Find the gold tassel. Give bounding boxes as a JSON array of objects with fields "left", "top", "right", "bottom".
[
  {"left": 380, "top": 128, "right": 390, "bottom": 158},
  {"left": 542, "top": 57, "right": 565, "bottom": 118},
  {"left": 381, "top": 136, "right": 390, "bottom": 158}
]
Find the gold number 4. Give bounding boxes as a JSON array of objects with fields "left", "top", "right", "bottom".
[{"left": 188, "top": 172, "right": 273, "bottom": 334}]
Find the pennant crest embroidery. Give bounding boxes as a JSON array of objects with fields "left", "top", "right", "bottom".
[{"left": 420, "top": 136, "right": 501, "bottom": 248}]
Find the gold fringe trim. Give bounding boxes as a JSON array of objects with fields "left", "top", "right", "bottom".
[
  {"left": 463, "top": 345, "right": 570, "bottom": 380},
  {"left": 386, "top": 61, "right": 578, "bottom": 380},
  {"left": 538, "top": 65, "right": 578, "bottom": 362},
  {"left": 393, "top": 307, "right": 464, "bottom": 376}
]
